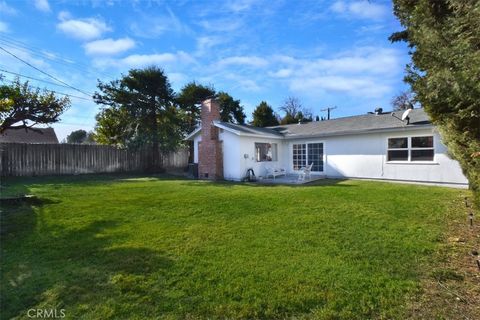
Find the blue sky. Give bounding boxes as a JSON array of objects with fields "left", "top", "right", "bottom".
[{"left": 0, "top": 0, "right": 409, "bottom": 140}]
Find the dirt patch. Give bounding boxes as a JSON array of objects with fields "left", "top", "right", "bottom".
[{"left": 406, "top": 195, "right": 480, "bottom": 319}]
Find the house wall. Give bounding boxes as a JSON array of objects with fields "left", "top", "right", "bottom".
[
  {"left": 192, "top": 126, "right": 467, "bottom": 186},
  {"left": 193, "top": 134, "right": 201, "bottom": 163},
  {"left": 222, "top": 133, "right": 286, "bottom": 181},
  {"left": 285, "top": 128, "right": 468, "bottom": 186}
]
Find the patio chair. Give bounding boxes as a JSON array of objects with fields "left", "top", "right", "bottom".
[
  {"left": 298, "top": 163, "right": 313, "bottom": 181},
  {"left": 266, "top": 167, "right": 286, "bottom": 180}
]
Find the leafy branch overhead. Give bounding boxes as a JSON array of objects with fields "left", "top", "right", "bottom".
[
  {"left": 391, "top": 0, "right": 480, "bottom": 205},
  {"left": 0, "top": 77, "right": 70, "bottom": 133}
]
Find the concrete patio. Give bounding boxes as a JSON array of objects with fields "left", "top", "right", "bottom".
[{"left": 255, "top": 174, "right": 326, "bottom": 185}]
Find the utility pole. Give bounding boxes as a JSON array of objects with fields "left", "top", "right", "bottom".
[{"left": 320, "top": 106, "right": 337, "bottom": 120}]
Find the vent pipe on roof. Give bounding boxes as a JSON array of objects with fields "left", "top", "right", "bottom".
[{"left": 374, "top": 107, "right": 383, "bottom": 115}]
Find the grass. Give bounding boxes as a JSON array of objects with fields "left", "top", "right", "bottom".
[{"left": 0, "top": 174, "right": 475, "bottom": 319}]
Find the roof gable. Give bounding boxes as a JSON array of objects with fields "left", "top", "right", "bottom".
[{"left": 0, "top": 128, "right": 59, "bottom": 144}]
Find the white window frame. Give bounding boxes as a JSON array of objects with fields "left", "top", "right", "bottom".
[
  {"left": 386, "top": 135, "right": 435, "bottom": 163},
  {"left": 291, "top": 141, "right": 325, "bottom": 173}
]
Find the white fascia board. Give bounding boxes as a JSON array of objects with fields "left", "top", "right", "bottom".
[
  {"left": 184, "top": 127, "right": 201, "bottom": 140},
  {"left": 213, "top": 122, "right": 284, "bottom": 139}
]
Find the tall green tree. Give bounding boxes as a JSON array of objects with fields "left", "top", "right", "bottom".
[
  {"left": 65, "top": 129, "right": 95, "bottom": 144},
  {"left": 0, "top": 77, "right": 70, "bottom": 133},
  {"left": 176, "top": 81, "right": 215, "bottom": 134},
  {"left": 217, "top": 91, "right": 246, "bottom": 124},
  {"left": 66, "top": 129, "right": 87, "bottom": 144},
  {"left": 176, "top": 83, "right": 246, "bottom": 130},
  {"left": 252, "top": 101, "right": 279, "bottom": 127},
  {"left": 391, "top": 0, "right": 480, "bottom": 205},
  {"left": 93, "top": 66, "right": 181, "bottom": 171}
]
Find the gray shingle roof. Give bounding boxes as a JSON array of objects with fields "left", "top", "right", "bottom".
[
  {"left": 0, "top": 127, "right": 59, "bottom": 144},
  {"left": 187, "top": 108, "right": 432, "bottom": 140},
  {"left": 215, "top": 121, "right": 284, "bottom": 137},
  {"left": 268, "top": 108, "right": 431, "bottom": 138}
]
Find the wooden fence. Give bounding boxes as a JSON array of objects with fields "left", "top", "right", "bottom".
[{"left": 0, "top": 143, "right": 189, "bottom": 177}]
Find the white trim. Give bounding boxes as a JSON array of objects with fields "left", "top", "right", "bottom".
[
  {"left": 290, "top": 141, "right": 326, "bottom": 173},
  {"left": 213, "top": 121, "right": 283, "bottom": 139},
  {"left": 386, "top": 134, "right": 436, "bottom": 164},
  {"left": 185, "top": 127, "right": 201, "bottom": 140}
]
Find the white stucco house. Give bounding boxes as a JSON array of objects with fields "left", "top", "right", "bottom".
[{"left": 186, "top": 99, "right": 468, "bottom": 188}]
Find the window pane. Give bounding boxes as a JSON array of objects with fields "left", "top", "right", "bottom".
[
  {"left": 293, "top": 144, "right": 306, "bottom": 170},
  {"left": 307, "top": 143, "right": 324, "bottom": 172},
  {"left": 388, "top": 150, "right": 408, "bottom": 161},
  {"left": 388, "top": 137, "right": 407, "bottom": 149},
  {"left": 411, "top": 149, "right": 434, "bottom": 161},
  {"left": 412, "top": 136, "right": 433, "bottom": 148},
  {"left": 255, "top": 143, "right": 277, "bottom": 162}
]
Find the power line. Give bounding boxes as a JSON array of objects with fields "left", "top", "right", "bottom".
[
  {"left": 0, "top": 77, "right": 93, "bottom": 101},
  {"left": 0, "top": 45, "right": 93, "bottom": 97},
  {"left": 0, "top": 35, "right": 118, "bottom": 80},
  {"left": 0, "top": 68, "right": 79, "bottom": 90},
  {"left": 320, "top": 106, "right": 337, "bottom": 120}
]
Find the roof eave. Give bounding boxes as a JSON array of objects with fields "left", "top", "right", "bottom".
[
  {"left": 213, "top": 122, "right": 284, "bottom": 139},
  {"left": 283, "top": 124, "right": 434, "bottom": 140},
  {"left": 184, "top": 127, "right": 201, "bottom": 140}
]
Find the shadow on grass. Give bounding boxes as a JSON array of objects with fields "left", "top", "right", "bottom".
[
  {"left": 1, "top": 173, "right": 187, "bottom": 196},
  {"left": 1, "top": 208, "right": 174, "bottom": 319}
]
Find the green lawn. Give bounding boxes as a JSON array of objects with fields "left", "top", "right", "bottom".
[{"left": 0, "top": 175, "right": 469, "bottom": 319}]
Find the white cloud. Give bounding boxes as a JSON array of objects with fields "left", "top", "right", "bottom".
[
  {"left": 0, "top": 45, "right": 49, "bottom": 70},
  {"left": 130, "top": 7, "right": 190, "bottom": 38},
  {"left": 34, "top": 0, "right": 51, "bottom": 12},
  {"left": 195, "top": 36, "right": 222, "bottom": 56},
  {"left": 57, "top": 13, "right": 111, "bottom": 40},
  {"left": 307, "top": 48, "right": 400, "bottom": 75},
  {"left": 0, "top": 1, "right": 16, "bottom": 15},
  {"left": 94, "top": 51, "right": 195, "bottom": 69},
  {"left": 268, "top": 68, "right": 293, "bottom": 78},
  {"left": 267, "top": 47, "right": 402, "bottom": 98},
  {"left": 225, "top": 0, "right": 257, "bottom": 13},
  {"left": 198, "top": 18, "right": 243, "bottom": 33},
  {"left": 217, "top": 56, "right": 269, "bottom": 68},
  {"left": 290, "top": 76, "right": 391, "bottom": 97},
  {"left": 237, "top": 78, "right": 261, "bottom": 91},
  {"left": 0, "top": 21, "right": 8, "bottom": 33},
  {"left": 330, "top": 1, "right": 388, "bottom": 20},
  {"left": 58, "top": 10, "right": 70, "bottom": 20},
  {"left": 84, "top": 38, "right": 135, "bottom": 55},
  {"left": 168, "top": 72, "right": 188, "bottom": 85}
]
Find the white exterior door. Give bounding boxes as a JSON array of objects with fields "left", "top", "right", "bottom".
[{"left": 292, "top": 142, "right": 324, "bottom": 173}]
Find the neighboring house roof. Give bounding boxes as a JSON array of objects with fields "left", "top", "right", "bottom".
[
  {"left": 186, "top": 109, "right": 432, "bottom": 140},
  {"left": 0, "top": 127, "right": 59, "bottom": 144}
]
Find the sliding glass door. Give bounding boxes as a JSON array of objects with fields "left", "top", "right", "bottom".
[{"left": 292, "top": 142, "right": 324, "bottom": 172}]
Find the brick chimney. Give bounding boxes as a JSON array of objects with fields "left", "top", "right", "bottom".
[{"left": 198, "top": 98, "right": 223, "bottom": 180}]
